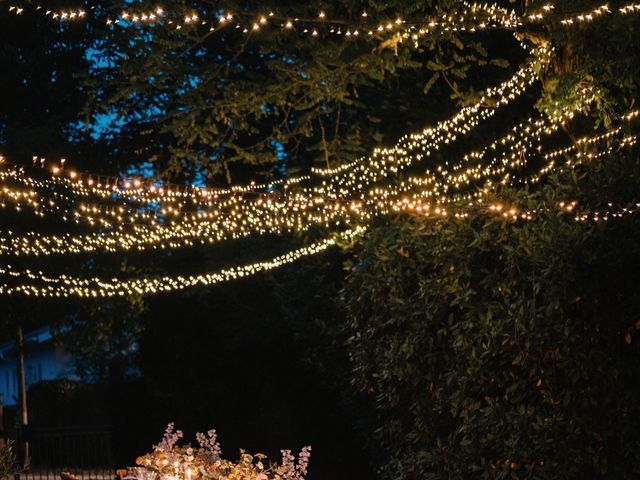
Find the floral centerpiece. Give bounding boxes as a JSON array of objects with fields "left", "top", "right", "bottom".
[{"left": 130, "top": 423, "right": 311, "bottom": 480}]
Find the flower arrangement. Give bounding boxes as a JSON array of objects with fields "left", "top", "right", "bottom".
[{"left": 131, "top": 423, "right": 311, "bottom": 480}]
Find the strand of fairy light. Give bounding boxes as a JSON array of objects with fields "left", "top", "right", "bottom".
[
  {"left": 492, "top": 105, "right": 640, "bottom": 187},
  {"left": 0, "top": 178, "right": 636, "bottom": 268},
  {"left": 529, "top": 134, "right": 638, "bottom": 184},
  {"left": 0, "top": 168, "right": 366, "bottom": 232},
  {"left": 383, "top": 115, "right": 575, "bottom": 204},
  {"left": 4, "top": 2, "right": 624, "bottom": 206},
  {"left": 0, "top": 198, "right": 364, "bottom": 257},
  {"left": 0, "top": 39, "right": 551, "bottom": 209},
  {"left": 0, "top": 176, "right": 175, "bottom": 227},
  {"left": 0, "top": 133, "right": 636, "bottom": 295},
  {"left": 7, "top": 5, "right": 88, "bottom": 21},
  {"left": 0, "top": 43, "right": 550, "bottom": 231},
  {"left": 0, "top": 89, "right": 634, "bottom": 261},
  {"left": 462, "top": 105, "right": 586, "bottom": 189},
  {"left": 0, "top": 170, "right": 637, "bottom": 264},
  {"left": 0, "top": 160, "right": 319, "bottom": 230},
  {"left": 426, "top": 106, "right": 638, "bottom": 201},
  {"left": 107, "top": 0, "right": 640, "bottom": 36},
  {"left": 0, "top": 75, "right": 542, "bottom": 244},
  {"left": 5, "top": 7, "right": 632, "bottom": 210},
  {"left": 531, "top": 3, "right": 640, "bottom": 26},
  {"left": 4, "top": 192, "right": 640, "bottom": 297},
  {"left": 4, "top": 1, "right": 516, "bottom": 36},
  {"left": 0, "top": 156, "right": 304, "bottom": 203},
  {"left": 0, "top": 77, "right": 634, "bottom": 260},
  {"left": 219, "top": 1, "right": 521, "bottom": 38},
  {"left": 0, "top": 8, "right": 636, "bottom": 292},
  {"left": 310, "top": 44, "right": 552, "bottom": 201},
  {"left": 312, "top": 41, "right": 547, "bottom": 177},
  {"left": 398, "top": 1, "right": 521, "bottom": 46},
  {"left": 0, "top": 120, "right": 637, "bottom": 259},
  {"left": 396, "top": 115, "right": 566, "bottom": 201},
  {"left": 364, "top": 102, "right": 638, "bottom": 207},
  {"left": 12, "top": 1, "right": 639, "bottom": 34},
  {"left": 620, "top": 4, "right": 640, "bottom": 14},
  {"left": 396, "top": 2, "right": 640, "bottom": 49},
  {"left": 0, "top": 226, "right": 367, "bottom": 298},
  {"left": 6, "top": 2, "right": 521, "bottom": 36}
]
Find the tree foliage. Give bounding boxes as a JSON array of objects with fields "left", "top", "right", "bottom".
[
  {"left": 84, "top": 0, "right": 518, "bottom": 182},
  {"left": 2, "top": 2, "right": 640, "bottom": 478}
]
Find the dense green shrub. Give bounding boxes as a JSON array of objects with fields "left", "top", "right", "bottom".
[{"left": 344, "top": 157, "right": 640, "bottom": 479}]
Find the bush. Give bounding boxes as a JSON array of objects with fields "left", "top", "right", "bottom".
[{"left": 343, "top": 161, "right": 640, "bottom": 479}]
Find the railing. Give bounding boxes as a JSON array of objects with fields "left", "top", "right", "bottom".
[
  {"left": 14, "top": 470, "right": 115, "bottom": 480},
  {"left": 12, "top": 426, "right": 116, "bottom": 480}
]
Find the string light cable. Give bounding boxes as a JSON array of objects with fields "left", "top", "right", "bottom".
[
  {"left": 0, "top": 124, "right": 635, "bottom": 263},
  {"left": 0, "top": 3, "right": 639, "bottom": 294},
  {"left": 0, "top": 40, "right": 551, "bottom": 212},
  {"left": 3, "top": 190, "right": 640, "bottom": 297},
  {"left": 0, "top": 103, "right": 636, "bottom": 258},
  {"left": 0, "top": 226, "right": 367, "bottom": 297},
  {"left": 0, "top": 42, "right": 551, "bottom": 234},
  {"left": 6, "top": 1, "right": 639, "bottom": 36}
]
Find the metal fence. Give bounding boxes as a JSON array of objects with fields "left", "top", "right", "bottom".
[
  {"left": 12, "top": 426, "right": 117, "bottom": 480},
  {"left": 14, "top": 470, "right": 115, "bottom": 480}
]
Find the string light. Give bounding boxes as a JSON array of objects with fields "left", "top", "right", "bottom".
[
  {"left": 0, "top": 108, "right": 636, "bottom": 260},
  {"left": 106, "top": 2, "right": 519, "bottom": 37},
  {"left": 0, "top": 156, "right": 313, "bottom": 208},
  {"left": 379, "top": 100, "right": 635, "bottom": 206},
  {"left": 3, "top": 185, "right": 640, "bottom": 297},
  {"left": 1, "top": 5, "right": 639, "bottom": 296},
  {"left": 0, "top": 195, "right": 362, "bottom": 256},
  {"left": 0, "top": 227, "right": 367, "bottom": 298},
  {"left": 527, "top": 4, "right": 554, "bottom": 21},
  {"left": 0, "top": 42, "right": 551, "bottom": 229},
  {"left": 0, "top": 89, "right": 633, "bottom": 253},
  {"left": 620, "top": 3, "right": 640, "bottom": 14},
  {"left": 0, "top": 54, "right": 635, "bottom": 264},
  {"left": 0, "top": 186, "right": 633, "bottom": 295},
  {"left": 308, "top": 44, "right": 544, "bottom": 179},
  {"left": 5, "top": 2, "right": 638, "bottom": 41},
  {"left": 107, "top": 7, "right": 165, "bottom": 25},
  {"left": 7, "top": 5, "right": 87, "bottom": 21},
  {"left": 308, "top": 44, "right": 552, "bottom": 201},
  {"left": 531, "top": 135, "right": 638, "bottom": 184},
  {"left": 560, "top": 4, "right": 611, "bottom": 25}
]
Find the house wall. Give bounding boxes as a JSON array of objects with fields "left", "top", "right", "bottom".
[{"left": 0, "top": 327, "right": 76, "bottom": 407}]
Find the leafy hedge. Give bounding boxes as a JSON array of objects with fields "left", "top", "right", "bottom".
[{"left": 343, "top": 157, "right": 640, "bottom": 479}]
